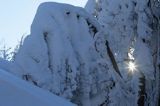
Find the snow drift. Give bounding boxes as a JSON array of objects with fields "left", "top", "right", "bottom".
[{"left": 0, "top": 69, "right": 75, "bottom": 106}]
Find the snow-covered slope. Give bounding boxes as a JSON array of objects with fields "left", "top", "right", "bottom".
[{"left": 0, "top": 69, "right": 75, "bottom": 106}]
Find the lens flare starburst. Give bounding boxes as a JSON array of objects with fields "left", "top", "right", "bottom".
[{"left": 127, "top": 61, "right": 137, "bottom": 72}]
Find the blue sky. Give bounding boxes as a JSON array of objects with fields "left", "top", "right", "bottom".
[{"left": 0, "top": 0, "right": 87, "bottom": 48}]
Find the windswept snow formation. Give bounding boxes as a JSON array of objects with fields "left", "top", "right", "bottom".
[
  {"left": 13, "top": 2, "right": 113, "bottom": 106},
  {"left": 0, "top": 69, "right": 75, "bottom": 106}
]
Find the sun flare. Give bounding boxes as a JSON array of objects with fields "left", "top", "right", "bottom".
[{"left": 128, "top": 61, "right": 137, "bottom": 72}]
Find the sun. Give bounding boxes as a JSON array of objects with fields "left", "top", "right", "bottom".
[{"left": 127, "top": 61, "right": 137, "bottom": 72}]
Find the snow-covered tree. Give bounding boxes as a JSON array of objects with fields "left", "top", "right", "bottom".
[
  {"left": 11, "top": 35, "right": 24, "bottom": 61},
  {"left": 86, "top": 0, "right": 159, "bottom": 105},
  {"left": 149, "top": 0, "right": 160, "bottom": 105},
  {"left": 2, "top": 1, "right": 158, "bottom": 106},
  {"left": 0, "top": 44, "right": 12, "bottom": 72},
  {"left": 0, "top": 44, "right": 12, "bottom": 61},
  {"left": 12, "top": 2, "right": 114, "bottom": 106}
]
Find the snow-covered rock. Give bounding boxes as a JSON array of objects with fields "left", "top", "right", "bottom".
[{"left": 0, "top": 69, "right": 75, "bottom": 106}]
